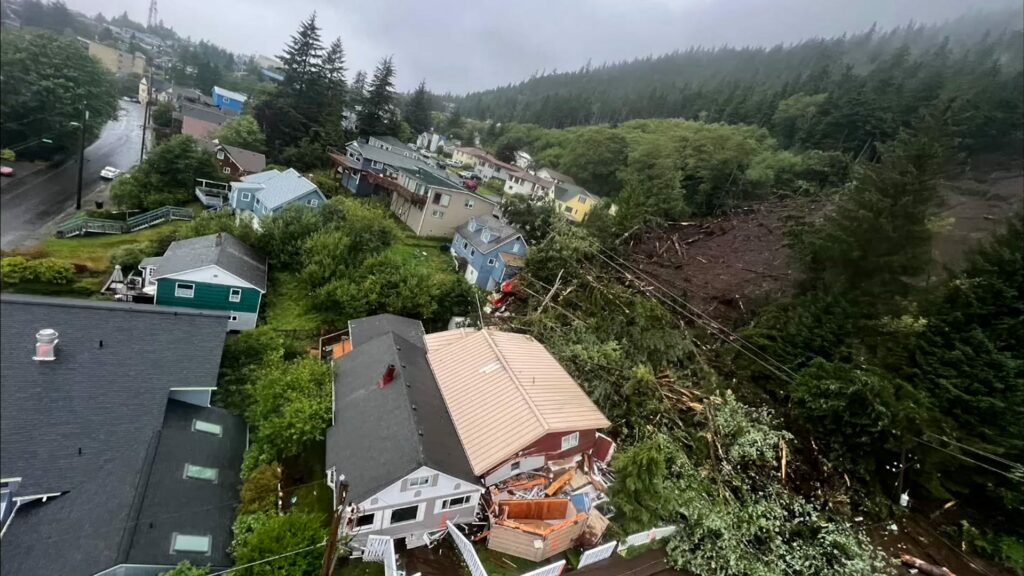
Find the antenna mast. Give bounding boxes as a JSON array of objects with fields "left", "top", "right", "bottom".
[{"left": 147, "top": 0, "right": 158, "bottom": 28}]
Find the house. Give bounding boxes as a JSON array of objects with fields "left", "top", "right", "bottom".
[
  {"left": 211, "top": 142, "right": 266, "bottom": 177},
  {"left": 554, "top": 182, "right": 600, "bottom": 223},
  {"left": 138, "top": 75, "right": 171, "bottom": 105},
  {"left": 503, "top": 170, "right": 555, "bottom": 197},
  {"left": 326, "top": 314, "right": 482, "bottom": 552},
  {"left": 0, "top": 295, "right": 245, "bottom": 575},
  {"left": 452, "top": 146, "right": 485, "bottom": 168},
  {"left": 388, "top": 165, "right": 498, "bottom": 237},
  {"left": 424, "top": 328, "right": 611, "bottom": 485},
  {"left": 451, "top": 216, "right": 527, "bottom": 290},
  {"left": 211, "top": 86, "right": 248, "bottom": 113},
  {"left": 513, "top": 150, "right": 532, "bottom": 169},
  {"left": 138, "top": 232, "right": 267, "bottom": 331},
  {"left": 181, "top": 103, "right": 236, "bottom": 140},
  {"left": 416, "top": 131, "right": 448, "bottom": 153},
  {"left": 472, "top": 152, "right": 517, "bottom": 182},
  {"left": 367, "top": 135, "right": 419, "bottom": 159},
  {"left": 79, "top": 38, "right": 145, "bottom": 76},
  {"left": 259, "top": 68, "right": 284, "bottom": 82},
  {"left": 226, "top": 168, "right": 327, "bottom": 229},
  {"left": 536, "top": 167, "right": 575, "bottom": 186}
]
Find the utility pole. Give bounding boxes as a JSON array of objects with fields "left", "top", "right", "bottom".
[
  {"left": 75, "top": 106, "right": 89, "bottom": 211},
  {"left": 139, "top": 71, "right": 153, "bottom": 163},
  {"left": 321, "top": 479, "right": 348, "bottom": 576}
]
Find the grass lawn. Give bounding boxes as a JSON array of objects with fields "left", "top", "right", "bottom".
[
  {"left": 34, "top": 221, "right": 186, "bottom": 272},
  {"left": 393, "top": 232, "right": 453, "bottom": 270},
  {"left": 261, "top": 271, "right": 321, "bottom": 332},
  {"left": 474, "top": 544, "right": 546, "bottom": 576}
]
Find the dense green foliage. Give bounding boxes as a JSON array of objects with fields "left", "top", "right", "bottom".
[
  {"left": 240, "top": 464, "right": 282, "bottom": 514},
  {"left": 231, "top": 512, "right": 326, "bottom": 576},
  {"left": 405, "top": 80, "right": 433, "bottom": 136},
  {"left": 246, "top": 357, "right": 332, "bottom": 462},
  {"left": 0, "top": 257, "right": 76, "bottom": 285},
  {"left": 0, "top": 28, "right": 118, "bottom": 160},
  {"left": 458, "top": 12, "right": 1023, "bottom": 160},
  {"left": 357, "top": 57, "right": 400, "bottom": 137},
  {"left": 111, "top": 134, "right": 219, "bottom": 209},
  {"left": 214, "top": 115, "right": 268, "bottom": 153},
  {"left": 159, "top": 562, "right": 210, "bottom": 576}
]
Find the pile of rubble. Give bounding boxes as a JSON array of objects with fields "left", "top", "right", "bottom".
[{"left": 483, "top": 454, "right": 615, "bottom": 561}]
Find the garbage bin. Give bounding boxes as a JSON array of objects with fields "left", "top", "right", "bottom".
[{"left": 94, "top": 201, "right": 104, "bottom": 209}]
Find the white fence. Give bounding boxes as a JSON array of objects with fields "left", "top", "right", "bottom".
[
  {"left": 578, "top": 540, "right": 618, "bottom": 568},
  {"left": 363, "top": 534, "right": 400, "bottom": 576},
  {"left": 619, "top": 525, "right": 678, "bottom": 551},
  {"left": 521, "top": 560, "right": 566, "bottom": 576},
  {"left": 446, "top": 521, "right": 489, "bottom": 576}
]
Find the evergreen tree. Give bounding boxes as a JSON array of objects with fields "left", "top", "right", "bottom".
[
  {"left": 358, "top": 57, "right": 399, "bottom": 137},
  {"left": 405, "top": 80, "right": 432, "bottom": 135},
  {"left": 350, "top": 70, "right": 367, "bottom": 105},
  {"left": 320, "top": 37, "right": 347, "bottom": 146},
  {"left": 278, "top": 13, "right": 325, "bottom": 95}
]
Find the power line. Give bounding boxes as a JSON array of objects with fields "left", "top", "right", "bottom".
[
  {"left": 912, "top": 436, "right": 1020, "bottom": 481},
  {"left": 207, "top": 542, "right": 326, "bottom": 575},
  {"left": 925, "top": 433, "right": 1023, "bottom": 469}
]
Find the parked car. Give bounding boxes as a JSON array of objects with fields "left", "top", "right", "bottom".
[
  {"left": 99, "top": 166, "right": 122, "bottom": 180},
  {"left": 458, "top": 170, "right": 479, "bottom": 179},
  {"left": 462, "top": 178, "right": 479, "bottom": 190},
  {"left": 447, "top": 159, "right": 463, "bottom": 168},
  {"left": 0, "top": 165, "right": 14, "bottom": 177}
]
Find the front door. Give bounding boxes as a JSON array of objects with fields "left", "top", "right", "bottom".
[{"left": 465, "top": 266, "right": 478, "bottom": 285}]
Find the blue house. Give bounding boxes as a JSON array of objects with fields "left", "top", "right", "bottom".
[
  {"left": 330, "top": 137, "right": 432, "bottom": 197},
  {"left": 451, "top": 216, "right": 527, "bottom": 290},
  {"left": 212, "top": 86, "right": 248, "bottom": 113},
  {"left": 227, "top": 168, "right": 327, "bottom": 230}
]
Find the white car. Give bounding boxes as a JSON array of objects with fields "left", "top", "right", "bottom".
[{"left": 99, "top": 166, "right": 122, "bottom": 180}]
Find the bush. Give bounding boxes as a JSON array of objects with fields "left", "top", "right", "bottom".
[
  {"left": 0, "top": 256, "right": 31, "bottom": 284},
  {"left": 159, "top": 561, "right": 210, "bottom": 576},
  {"left": 1, "top": 148, "right": 16, "bottom": 162},
  {"left": 231, "top": 512, "right": 326, "bottom": 575},
  {"left": 240, "top": 464, "right": 281, "bottom": 514},
  {"left": 109, "top": 242, "right": 156, "bottom": 272},
  {"left": 2, "top": 257, "right": 76, "bottom": 285}
]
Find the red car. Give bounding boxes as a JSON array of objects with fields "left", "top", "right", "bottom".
[
  {"left": 462, "top": 178, "right": 478, "bottom": 190},
  {"left": 0, "top": 166, "right": 14, "bottom": 177}
]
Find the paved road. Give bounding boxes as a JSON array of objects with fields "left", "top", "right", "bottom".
[{"left": 0, "top": 101, "right": 145, "bottom": 250}]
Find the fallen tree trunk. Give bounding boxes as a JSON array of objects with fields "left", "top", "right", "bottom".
[{"left": 900, "top": 553, "right": 956, "bottom": 576}]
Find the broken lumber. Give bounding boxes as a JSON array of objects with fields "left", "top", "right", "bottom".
[
  {"left": 900, "top": 553, "right": 956, "bottom": 576},
  {"left": 545, "top": 470, "right": 574, "bottom": 496}
]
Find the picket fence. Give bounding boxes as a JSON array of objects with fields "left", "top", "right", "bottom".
[
  {"left": 618, "top": 525, "right": 678, "bottom": 551},
  {"left": 446, "top": 521, "right": 568, "bottom": 576},
  {"left": 363, "top": 534, "right": 400, "bottom": 575},
  {"left": 577, "top": 540, "right": 618, "bottom": 568}
]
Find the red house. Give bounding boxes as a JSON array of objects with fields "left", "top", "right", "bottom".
[{"left": 424, "top": 328, "right": 612, "bottom": 485}]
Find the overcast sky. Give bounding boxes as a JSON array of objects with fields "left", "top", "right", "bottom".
[{"left": 65, "top": 0, "right": 1017, "bottom": 93}]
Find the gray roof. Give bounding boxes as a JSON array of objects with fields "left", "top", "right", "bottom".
[
  {"left": 125, "top": 400, "right": 246, "bottom": 569},
  {"left": 143, "top": 232, "right": 267, "bottom": 292},
  {"left": 371, "top": 135, "right": 408, "bottom": 149},
  {"left": 349, "top": 314, "right": 425, "bottom": 349},
  {"left": 539, "top": 167, "right": 575, "bottom": 185},
  {"left": 326, "top": 329, "right": 477, "bottom": 504},
  {"left": 219, "top": 143, "right": 266, "bottom": 174},
  {"left": 0, "top": 295, "right": 230, "bottom": 576},
  {"left": 456, "top": 215, "right": 525, "bottom": 254},
  {"left": 354, "top": 141, "right": 423, "bottom": 171},
  {"left": 181, "top": 103, "right": 235, "bottom": 126},
  {"left": 212, "top": 85, "right": 248, "bottom": 102},
  {"left": 555, "top": 182, "right": 598, "bottom": 204},
  {"left": 237, "top": 168, "right": 324, "bottom": 211}
]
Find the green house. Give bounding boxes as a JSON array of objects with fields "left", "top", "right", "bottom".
[{"left": 139, "top": 232, "right": 267, "bottom": 330}]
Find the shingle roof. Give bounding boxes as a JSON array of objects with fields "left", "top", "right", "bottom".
[
  {"left": 353, "top": 141, "right": 423, "bottom": 171},
  {"left": 237, "top": 168, "right": 324, "bottom": 210},
  {"left": 455, "top": 215, "right": 524, "bottom": 254},
  {"left": 554, "top": 182, "right": 598, "bottom": 204},
  {"left": 144, "top": 232, "right": 268, "bottom": 292},
  {"left": 212, "top": 85, "right": 248, "bottom": 103},
  {"left": 326, "top": 330, "right": 477, "bottom": 503},
  {"left": 349, "top": 314, "right": 425, "bottom": 349},
  {"left": 397, "top": 165, "right": 466, "bottom": 191},
  {"left": 0, "top": 295, "right": 229, "bottom": 576},
  {"left": 125, "top": 401, "right": 246, "bottom": 569},
  {"left": 539, "top": 167, "right": 575, "bottom": 185},
  {"left": 220, "top": 144, "right": 266, "bottom": 174},
  {"left": 424, "top": 329, "right": 611, "bottom": 475},
  {"left": 181, "top": 103, "right": 235, "bottom": 125},
  {"left": 371, "top": 135, "right": 408, "bottom": 149}
]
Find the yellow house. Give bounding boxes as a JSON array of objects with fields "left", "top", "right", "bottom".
[
  {"left": 81, "top": 39, "right": 145, "bottom": 76},
  {"left": 452, "top": 146, "right": 485, "bottom": 167},
  {"left": 553, "top": 182, "right": 600, "bottom": 223}
]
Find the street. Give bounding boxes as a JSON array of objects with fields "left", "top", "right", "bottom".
[{"left": 0, "top": 100, "right": 146, "bottom": 250}]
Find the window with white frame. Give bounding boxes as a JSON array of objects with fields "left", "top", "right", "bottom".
[
  {"left": 564, "top": 206, "right": 574, "bottom": 214},
  {"left": 464, "top": 199, "right": 475, "bottom": 209},
  {"left": 175, "top": 283, "right": 195, "bottom": 298},
  {"left": 561, "top": 432, "right": 580, "bottom": 451},
  {"left": 431, "top": 210, "right": 445, "bottom": 219},
  {"left": 354, "top": 512, "right": 375, "bottom": 530},
  {"left": 513, "top": 241, "right": 521, "bottom": 252},
  {"left": 222, "top": 166, "right": 231, "bottom": 174},
  {"left": 371, "top": 160, "right": 384, "bottom": 169},
  {"left": 192, "top": 419, "right": 223, "bottom": 436},
  {"left": 171, "top": 533, "right": 211, "bottom": 554},
  {"left": 216, "top": 150, "right": 225, "bottom": 159},
  {"left": 308, "top": 198, "right": 319, "bottom": 207},
  {"left": 184, "top": 463, "right": 218, "bottom": 482},
  {"left": 487, "top": 257, "right": 496, "bottom": 266},
  {"left": 578, "top": 195, "right": 588, "bottom": 204},
  {"left": 510, "top": 461, "right": 521, "bottom": 472},
  {"left": 439, "top": 193, "right": 451, "bottom": 207},
  {"left": 228, "top": 288, "right": 242, "bottom": 302},
  {"left": 408, "top": 476, "right": 430, "bottom": 488},
  {"left": 241, "top": 192, "right": 252, "bottom": 201},
  {"left": 440, "top": 495, "right": 473, "bottom": 510},
  {"left": 462, "top": 240, "right": 469, "bottom": 250},
  {"left": 229, "top": 315, "right": 238, "bottom": 322},
  {"left": 387, "top": 504, "right": 420, "bottom": 526}
]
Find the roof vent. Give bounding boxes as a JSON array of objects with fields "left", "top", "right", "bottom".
[{"left": 33, "top": 329, "right": 59, "bottom": 362}]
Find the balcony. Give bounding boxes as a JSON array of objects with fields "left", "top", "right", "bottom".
[
  {"left": 366, "top": 172, "right": 426, "bottom": 207},
  {"left": 194, "top": 178, "right": 231, "bottom": 208}
]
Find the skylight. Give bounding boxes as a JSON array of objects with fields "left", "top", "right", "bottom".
[
  {"left": 184, "top": 464, "right": 219, "bottom": 482},
  {"left": 171, "top": 533, "right": 211, "bottom": 554},
  {"left": 192, "top": 419, "right": 223, "bottom": 436}
]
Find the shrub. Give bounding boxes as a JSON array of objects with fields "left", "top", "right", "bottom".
[
  {"left": 231, "top": 512, "right": 326, "bottom": 575},
  {"left": 0, "top": 148, "right": 15, "bottom": 162},
  {"left": 240, "top": 464, "right": 281, "bottom": 514},
  {"left": 109, "top": 242, "right": 156, "bottom": 272},
  {"left": 28, "top": 258, "right": 76, "bottom": 284},
  {"left": 0, "top": 256, "right": 31, "bottom": 284}
]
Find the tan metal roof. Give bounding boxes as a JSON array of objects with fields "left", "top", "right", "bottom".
[{"left": 424, "top": 329, "right": 611, "bottom": 475}]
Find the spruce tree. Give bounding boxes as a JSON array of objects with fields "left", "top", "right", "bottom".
[
  {"left": 357, "top": 57, "right": 398, "bottom": 137},
  {"left": 320, "top": 37, "right": 347, "bottom": 146},
  {"left": 279, "top": 13, "right": 325, "bottom": 97},
  {"left": 350, "top": 70, "right": 367, "bottom": 105},
  {"left": 405, "top": 80, "right": 432, "bottom": 136}
]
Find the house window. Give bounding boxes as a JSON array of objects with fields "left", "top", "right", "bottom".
[
  {"left": 308, "top": 198, "right": 319, "bottom": 207},
  {"left": 578, "top": 196, "right": 588, "bottom": 204},
  {"left": 175, "top": 283, "right": 195, "bottom": 298},
  {"left": 441, "top": 495, "right": 473, "bottom": 510},
  {"left": 440, "top": 193, "right": 451, "bottom": 207},
  {"left": 387, "top": 504, "right": 420, "bottom": 526},
  {"left": 229, "top": 315, "right": 239, "bottom": 322},
  {"left": 408, "top": 476, "right": 430, "bottom": 488},
  {"left": 564, "top": 206, "right": 574, "bottom": 214},
  {"left": 513, "top": 241, "right": 521, "bottom": 252},
  {"left": 222, "top": 166, "right": 231, "bottom": 174},
  {"left": 171, "top": 533, "right": 211, "bottom": 554},
  {"left": 354, "top": 512, "right": 375, "bottom": 529},
  {"left": 184, "top": 463, "right": 219, "bottom": 482},
  {"left": 560, "top": 432, "right": 580, "bottom": 451},
  {"left": 461, "top": 240, "right": 468, "bottom": 250},
  {"left": 371, "top": 160, "right": 384, "bottom": 169},
  {"left": 228, "top": 288, "right": 241, "bottom": 302},
  {"left": 487, "top": 258, "right": 496, "bottom": 266},
  {"left": 469, "top": 249, "right": 476, "bottom": 257},
  {"left": 216, "top": 150, "right": 225, "bottom": 159},
  {"left": 192, "top": 419, "right": 222, "bottom": 436},
  {"left": 431, "top": 210, "right": 445, "bottom": 219},
  {"left": 464, "top": 199, "right": 475, "bottom": 209},
  {"left": 510, "top": 461, "right": 521, "bottom": 472},
  {"left": 241, "top": 192, "right": 252, "bottom": 201}
]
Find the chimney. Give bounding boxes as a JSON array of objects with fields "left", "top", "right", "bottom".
[
  {"left": 33, "top": 329, "right": 59, "bottom": 361},
  {"left": 379, "top": 364, "right": 396, "bottom": 388}
]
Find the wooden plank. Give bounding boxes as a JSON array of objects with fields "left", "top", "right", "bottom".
[
  {"left": 499, "top": 498, "right": 569, "bottom": 521},
  {"left": 545, "top": 470, "right": 575, "bottom": 496}
]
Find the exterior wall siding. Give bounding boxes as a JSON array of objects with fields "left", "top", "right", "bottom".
[
  {"left": 451, "top": 232, "right": 527, "bottom": 290},
  {"left": 269, "top": 189, "right": 326, "bottom": 215},
  {"left": 413, "top": 189, "right": 496, "bottom": 238},
  {"left": 479, "top": 429, "right": 600, "bottom": 482},
  {"left": 154, "top": 278, "right": 261, "bottom": 314}
]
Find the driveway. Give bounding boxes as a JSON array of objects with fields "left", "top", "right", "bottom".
[{"left": 0, "top": 101, "right": 146, "bottom": 251}]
